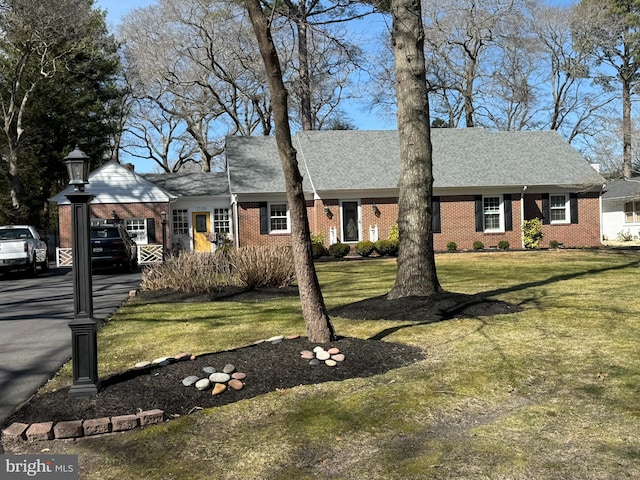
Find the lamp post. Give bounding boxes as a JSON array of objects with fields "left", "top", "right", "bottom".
[
  {"left": 161, "top": 210, "right": 167, "bottom": 262},
  {"left": 64, "top": 147, "right": 99, "bottom": 398}
]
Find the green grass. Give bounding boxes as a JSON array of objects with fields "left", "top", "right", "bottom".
[{"left": 20, "top": 250, "right": 640, "bottom": 479}]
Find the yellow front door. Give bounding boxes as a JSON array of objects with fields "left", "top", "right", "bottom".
[{"left": 192, "top": 212, "right": 211, "bottom": 252}]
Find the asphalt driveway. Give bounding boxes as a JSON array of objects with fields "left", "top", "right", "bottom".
[{"left": 0, "top": 265, "right": 141, "bottom": 428}]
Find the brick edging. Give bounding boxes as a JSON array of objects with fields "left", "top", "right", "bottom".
[{"left": 2, "top": 409, "right": 165, "bottom": 443}]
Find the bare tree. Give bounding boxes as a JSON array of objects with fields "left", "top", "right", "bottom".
[
  {"left": 572, "top": 0, "right": 640, "bottom": 179},
  {"left": 245, "top": 0, "right": 335, "bottom": 343}
]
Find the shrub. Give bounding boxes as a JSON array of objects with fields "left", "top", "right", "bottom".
[
  {"left": 328, "top": 242, "right": 351, "bottom": 258},
  {"left": 473, "top": 240, "right": 484, "bottom": 251},
  {"left": 522, "top": 218, "right": 544, "bottom": 249},
  {"left": 229, "top": 246, "right": 295, "bottom": 289},
  {"left": 355, "top": 241, "right": 376, "bottom": 257},
  {"left": 388, "top": 224, "right": 399, "bottom": 242},
  {"left": 617, "top": 230, "right": 634, "bottom": 242},
  {"left": 311, "top": 233, "right": 327, "bottom": 258},
  {"left": 446, "top": 241, "right": 457, "bottom": 252},
  {"left": 498, "top": 240, "right": 510, "bottom": 251},
  {"left": 549, "top": 240, "right": 559, "bottom": 249},
  {"left": 141, "top": 251, "right": 231, "bottom": 293},
  {"left": 375, "top": 239, "right": 399, "bottom": 256}
]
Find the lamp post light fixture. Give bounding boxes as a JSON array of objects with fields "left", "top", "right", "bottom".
[
  {"left": 64, "top": 146, "right": 99, "bottom": 398},
  {"left": 161, "top": 210, "right": 167, "bottom": 262}
]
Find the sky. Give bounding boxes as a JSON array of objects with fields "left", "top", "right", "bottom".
[{"left": 94, "top": 0, "right": 578, "bottom": 171}]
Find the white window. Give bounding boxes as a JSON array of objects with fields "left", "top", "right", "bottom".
[
  {"left": 125, "top": 218, "right": 147, "bottom": 244},
  {"left": 213, "top": 208, "right": 230, "bottom": 233},
  {"left": 270, "top": 203, "right": 290, "bottom": 233},
  {"left": 483, "top": 196, "right": 503, "bottom": 232},
  {"left": 550, "top": 194, "right": 569, "bottom": 224},
  {"left": 172, "top": 209, "right": 189, "bottom": 235},
  {"left": 624, "top": 201, "right": 640, "bottom": 223}
]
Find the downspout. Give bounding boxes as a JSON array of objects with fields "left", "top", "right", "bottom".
[
  {"left": 231, "top": 194, "right": 239, "bottom": 248},
  {"left": 521, "top": 186, "right": 527, "bottom": 249}
]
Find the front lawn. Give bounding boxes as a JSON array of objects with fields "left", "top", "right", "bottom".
[{"left": 6, "top": 250, "right": 640, "bottom": 479}]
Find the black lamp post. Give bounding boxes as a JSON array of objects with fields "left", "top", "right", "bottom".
[
  {"left": 161, "top": 210, "right": 167, "bottom": 262},
  {"left": 64, "top": 147, "right": 99, "bottom": 398}
]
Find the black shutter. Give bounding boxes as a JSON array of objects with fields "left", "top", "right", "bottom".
[
  {"left": 147, "top": 218, "right": 156, "bottom": 243},
  {"left": 504, "top": 194, "right": 512, "bottom": 231},
  {"left": 475, "top": 196, "right": 483, "bottom": 232},
  {"left": 259, "top": 202, "right": 269, "bottom": 234},
  {"left": 570, "top": 193, "right": 579, "bottom": 224},
  {"left": 541, "top": 193, "right": 550, "bottom": 224},
  {"left": 432, "top": 196, "right": 441, "bottom": 234}
]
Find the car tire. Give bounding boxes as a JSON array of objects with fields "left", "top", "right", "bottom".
[
  {"left": 40, "top": 259, "right": 50, "bottom": 272},
  {"left": 28, "top": 257, "right": 37, "bottom": 277}
]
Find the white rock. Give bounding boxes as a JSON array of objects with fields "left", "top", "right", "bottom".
[
  {"left": 316, "top": 350, "right": 331, "bottom": 361},
  {"left": 325, "top": 359, "right": 337, "bottom": 367},
  {"left": 209, "top": 372, "right": 231, "bottom": 383},
  {"left": 266, "top": 335, "right": 284, "bottom": 342},
  {"left": 195, "top": 379, "right": 211, "bottom": 391}
]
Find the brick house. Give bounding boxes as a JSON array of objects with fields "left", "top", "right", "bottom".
[{"left": 51, "top": 128, "right": 604, "bottom": 264}]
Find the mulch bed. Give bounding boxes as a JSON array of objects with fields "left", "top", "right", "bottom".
[{"left": 3, "top": 288, "right": 518, "bottom": 428}]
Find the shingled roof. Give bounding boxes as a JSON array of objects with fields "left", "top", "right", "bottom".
[
  {"left": 602, "top": 177, "right": 640, "bottom": 202},
  {"left": 142, "top": 171, "right": 229, "bottom": 197},
  {"left": 226, "top": 129, "right": 604, "bottom": 195}
]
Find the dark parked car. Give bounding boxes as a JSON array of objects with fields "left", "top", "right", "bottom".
[{"left": 90, "top": 223, "right": 138, "bottom": 272}]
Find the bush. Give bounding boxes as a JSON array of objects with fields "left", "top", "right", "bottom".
[
  {"left": 375, "top": 239, "right": 399, "bottom": 256},
  {"left": 311, "top": 233, "right": 327, "bottom": 258},
  {"left": 617, "top": 230, "right": 634, "bottom": 242},
  {"left": 141, "top": 251, "right": 232, "bottom": 293},
  {"left": 447, "top": 241, "right": 457, "bottom": 252},
  {"left": 388, "top": 224, "right": 399, "bottom": 242},
  {"left": 498, "top": 240, "right": 510, "bottom": 251},
  {"left": 229, "top": 246, "right": 295, "bottom": 289},
  {"left": 473, "top": 240, "right": 484, "bottom": 251},
  {"left": 355, "top": 241, "right": 376, "bottom": 257},
  {"left": 549, "top": 240, "right": 559, "bottom": 249},
  {"left": 522, "top": 218, "right": 544, "bottom": 249},
  {"left": 328, "top": 242, "right": 351, "bottom": 258}
]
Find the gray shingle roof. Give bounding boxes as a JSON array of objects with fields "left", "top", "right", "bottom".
[
  {"left": 226, "top": 129, "right": 604, "bottom": 195},
  {"left": 142, "top": 171, "right": 230, "bottom": 197},
  {"left": 602, "top": 177, "right": 640, "bottom": 202}
]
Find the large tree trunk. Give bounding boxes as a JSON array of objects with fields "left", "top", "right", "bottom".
[
  {"left": 387, "top": 0, "right": 441, "bottom": 299},
  {"left": 246, "top": 0, "right": 335, "bottom": 343}
]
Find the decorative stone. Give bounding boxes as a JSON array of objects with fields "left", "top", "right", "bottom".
[
  {"left": 316, "top": 350, "right": 331, "bottom": 361},
  {"left": 54, "top": 420, "right": 84, "bottom": 439},
  {"left": 181, "top": 375, "right": 200, "bottom": 387},
  {"left": 137, "top": 409, "right": 165, "bottom": 426},
  {"left": 129, "top": 289, "right": 138, "bottom": 297},
  {"left": 286, "top": 334, "right": 301, "bottom": 340},
  {"left": 331, "top": 353, "right": 345, "bottom": 362},
  {"left": 313, "top": 346, "right": 324, "bottom": 353},
  {"left": 195, "top": 379, "right": 211, "bottom": 391},
  {"left": 212, "top": 383, "right": 227, "bottom": 395},
  {"left": 175, "top": 352, "right": 192, "bottom": 361},
  {"left": 209, "top": 372, "right": 231, "bottom": 383},
  {"left": 111, "top": 415, "right": 139, "bottom": 432},
  {"left": 267, "top": 335, "right": 284, "bottom": 342},
  {"left": 134, "top": 361, "right": 151, "bottom": 369},
  {"left": 25, "top": 422, "right": 54, "bottom": 441},
  {"left": 253, "top": 339, "right": 266, "bottom": 345},
  {"left": 228, "top": 379, "right": 244, "bottom": 391},
  {"left": 300, "top": 350, "right": 314, "bottom": 360},
  {"left": 222, "top": 364, "right": 236, "bottom": 374},
  {"left": 82, "top": 418, "right": 111, "bottom": 436},
  {"left": 2, "top": 422, "right": 29, "bottom": 441},
  {"left": 203, "top": 366, "right": 216, "bottom": 374},
  {"left": 325, "top": 359, "right": 337, "bottom": 367},
  {"left": 190, "top": 355, "right": 197, "bottom": 360},
  {"left": 327, "top": 347, "right": 340, "bottom": 355},
  {"left": 232, "top": 372, "right": 247, "bottom": 380},
  {"left": 309, "top": 359, "right": 320, "bottom": 366},
  {"left": 270, "top": 338, "right": 283, "bottom": 344}
]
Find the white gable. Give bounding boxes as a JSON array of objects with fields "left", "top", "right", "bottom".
[{"left": 51, "top": 161, "right": 175, "bottom": 205}]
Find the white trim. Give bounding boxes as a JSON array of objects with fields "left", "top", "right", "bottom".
[
  {"left": 482, "top": 195, "right": 505, "bottom": 233},
  {"left": 340, "top": 199, "right": 362, "bottom": 243},
  {"left": 269, "top": 202, "right": 291, "bottom": 234},
  {"left": 549, "top": 193, "right": 570, "bottom": 224}
]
